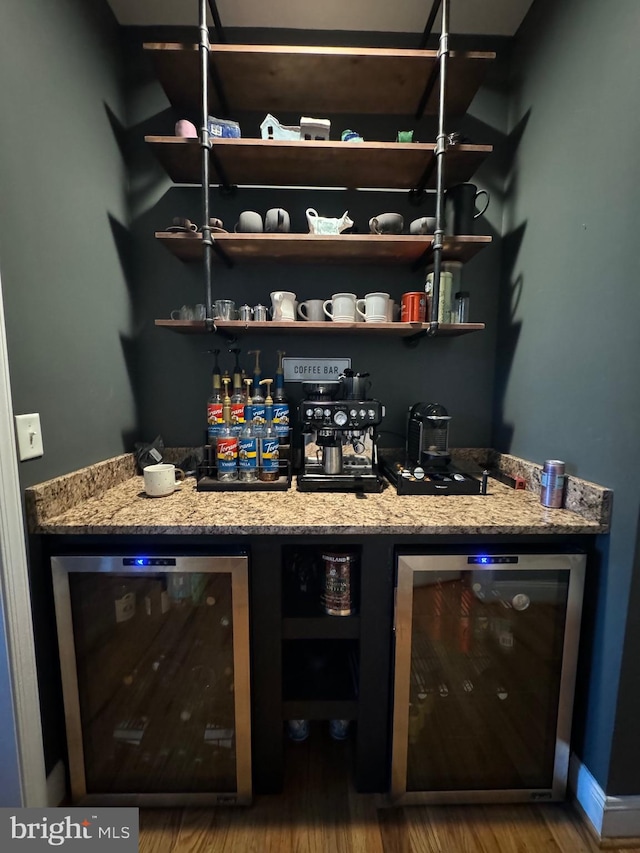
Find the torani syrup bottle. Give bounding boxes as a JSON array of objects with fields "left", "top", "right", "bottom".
[
  {"left": 206, "top": 349, "right": 223, "bottom": 443},
  {"left": 238, "top": 379, "right": 258, "bottom": 482},
  {"left": 272, "top": 350, "right": 290, "bottom": 443},
  {"left": 217, "top": 376, "right": 238, "bottom": 482},
  {"left": 258, "top": 378, "right": 279, "bottom": 482}
]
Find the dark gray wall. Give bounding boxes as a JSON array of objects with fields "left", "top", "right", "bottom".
[
  {"left": 0, "top": 0, "right": 133, "bottom": 776},
  {"left": 497, "top": 0, "right": 640, "bottom": 793},
  {"left": 0, "top": 0, "right": 136, "bottom": 491},
  {"left": 125, "top": 28, "right": 508, "bottom": 454}
]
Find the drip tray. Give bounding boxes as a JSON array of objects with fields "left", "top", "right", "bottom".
[{"left": 297, "top": 471, "right": 385, "bottom": 493}]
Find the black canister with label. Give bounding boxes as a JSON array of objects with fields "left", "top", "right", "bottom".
[{"left": 321, "top": 552, "right": 356, "bottom": 616}]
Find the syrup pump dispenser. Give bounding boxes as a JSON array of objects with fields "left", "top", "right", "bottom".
[
  {"left": 229, "top": 347, "right": 245, "bottom": 435},
  {"left": 248, "top": 350, "right": 266, "bottom": 426},
  {"left": 273, "top": 350, "right": 290, "bottom": 442}
]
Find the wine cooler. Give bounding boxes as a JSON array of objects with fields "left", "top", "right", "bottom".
[
  {"left": 390, "top": 551, "right": 585, "bottom": 804},
  {"left": 51, "top": 554, "right": 251, "bottom": 806}
]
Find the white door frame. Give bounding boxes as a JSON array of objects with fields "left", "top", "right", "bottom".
[{"left": 0, "top": 268, "right": 47, "bottom": 806}]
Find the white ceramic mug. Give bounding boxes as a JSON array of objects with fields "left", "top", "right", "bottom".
[
  {"left": 143, "top": 463, "right": 185, "bottom": 497},
  {"left": 409, "top": 216, "right": 437, "bottom": 235},
  {"left": 265, "top": 207, "right": 291, "bottom": 233},
  {"left": 270, "top": 290, "right": 297, "bottom": 321},
  {"left": 323, "top": 292, "right": 357, "bottom": 322},
  {"left": 369, "top": 213, "right": 404, "bottom": 234},
  {"left": 297, "top": 299, "right": 325, "bottom": 322},
  {"left": 234, "top": 211, "right": 263, "bottom": 233},
  {"left": 356, "top": 292, "right": 390, "bottom": 323}
]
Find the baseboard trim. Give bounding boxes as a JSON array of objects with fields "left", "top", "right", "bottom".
[
  {"left": 570, "top": 753, "right": 640, "bottom": 843},
  {"left": 46, "top": 761, "right": 67, "bottom": 807}
]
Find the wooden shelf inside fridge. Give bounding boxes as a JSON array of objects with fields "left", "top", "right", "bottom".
[
  {"left": 145, "top": 136, "right": 492, "bottom": 190},
  {"left": 154, "top": 232, "right": 492, "bottom": 265},
  {"left": 154, "top": 320, "right": 485, "bottom": 337},
  {"left": 143, "top": 42, "right": 495, "bottom": 117}
]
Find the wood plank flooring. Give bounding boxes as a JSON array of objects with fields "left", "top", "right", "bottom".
[{"left": 138, "top": 723, "right": 640, "bottom": 853}]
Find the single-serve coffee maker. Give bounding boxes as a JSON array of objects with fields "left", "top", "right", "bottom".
[
  {"left": 406, "top": 402, "right": 452, "bottom": 468},
  {"left": 297, "top": 376, "right": 385, "bottom": 492}
]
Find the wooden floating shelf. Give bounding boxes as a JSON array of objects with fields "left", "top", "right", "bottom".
[
  {"left": 145, "top": 136, "right": 492, "bottom": 190},
  {"left": 155, "top": 320, "right": 485, "bottom": 337},
  {"left": 144, "top": 42, "right": 495, "bottom": 117},
  {"left": 155, "top": 232, "right": 492, "bottom": 265}
]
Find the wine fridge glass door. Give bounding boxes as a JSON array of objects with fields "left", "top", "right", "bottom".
[
  {"left": 52, "top": 554, "right": 251, "bottom": 806},
  {"left": 390, "top": 552, "right": 585, "bottom": 804}
]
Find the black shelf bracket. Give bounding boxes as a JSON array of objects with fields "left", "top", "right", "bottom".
[
  {"left": 414, "top": 62, "right": 441, "bottom": 121},
  {"left": 402, "top": 321, "right": 440, "bottom": 347},
  {"left": 411, "top": 245, "right": 435, "bottom": 273},
  {"left": 209, "top": 143, "right": 233, "bottom": 193},
  {"left": 419, "top": 0, "right": 443, "bottom": 49},
  {"left": 206, "top": 1, "right": 231, "bottom": 116},
  {"left": 207, "top": 0, "right": 227, "bottom": 43},
  {"left": 414, "top": 0, "right": 443, "bottom": 120}
]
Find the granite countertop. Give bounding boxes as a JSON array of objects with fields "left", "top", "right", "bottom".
[{"left": 25, "top": 451, "right": 611, "bottom": 537}]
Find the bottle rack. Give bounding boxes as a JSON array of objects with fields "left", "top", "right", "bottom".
[{"left": 196, "top": 457, "right": 292, "bottom": 492}]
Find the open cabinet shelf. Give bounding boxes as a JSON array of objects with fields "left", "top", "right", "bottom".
[
  {"left": 144, "top": 42, "right": 495, "bottom": 117},
  {"left": 154, "top": 320, "right": 485, "bottom": 337},
  {"left": 154, "top": 232, "right": 492, "bottom": 265},
  {"left": 145, "top": 137, "right": 493, "bottom": 190}
]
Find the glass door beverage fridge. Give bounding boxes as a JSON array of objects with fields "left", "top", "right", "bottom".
[
  {"left": 51, "top": 553, "right": 251, "bottom": 806},
  {"left": 390, "top": 551, "right": 585, "bottom": 804}
]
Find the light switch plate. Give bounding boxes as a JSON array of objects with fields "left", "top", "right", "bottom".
[{"left": 15, "top": 413, "right": 44, "bottom": 461}]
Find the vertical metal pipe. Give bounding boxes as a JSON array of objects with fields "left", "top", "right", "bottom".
[
  {"left": 199, "top": 0, "right": 214, "bottom": 328},
  {"left": 429, "top": 0, "right": 449, "bottom": 335}
]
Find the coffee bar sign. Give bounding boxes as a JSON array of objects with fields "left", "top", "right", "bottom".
[{"left": 283, "top": 357, "right": 351, "bottom": 382}]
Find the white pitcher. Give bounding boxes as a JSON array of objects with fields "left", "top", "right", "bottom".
[
  {"left": 306, "top": 208, "right": 354, "bottom": 235},
  {"left": 270, "top": 290, "right": 297, "bottom": 322}
]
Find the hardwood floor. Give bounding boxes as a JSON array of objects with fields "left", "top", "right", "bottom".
[{"left": 139, "top": 723, "right": 640, "bottom": 853}]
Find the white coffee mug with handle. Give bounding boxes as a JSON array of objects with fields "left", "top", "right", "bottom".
[
  {"left": 356, "top": 292, "right": 390, "bottom": 323},
  {"left": 297, "top": 299, "right": 325, "bottom": 321},
  {"left": 143, "top": 463, "right": 185, "bottom": 497},
  {"left": 323, "top": 292, "right": 357, "bottom": 322},
  {"left": 270, "top": 290, "right": 297, "bottom": 321}
]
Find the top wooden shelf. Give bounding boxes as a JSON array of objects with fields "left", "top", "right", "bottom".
[{"left": 144, "top": 42, "right": 495, "bottom": 117}]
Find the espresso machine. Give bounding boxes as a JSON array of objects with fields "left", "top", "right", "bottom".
[{"left": 297, "top": 376, "right": 385, "bottom": 492}]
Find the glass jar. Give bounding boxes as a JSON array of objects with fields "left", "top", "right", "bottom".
[{"left": 454, "top": 291, "right": 470, "bottom": 324}]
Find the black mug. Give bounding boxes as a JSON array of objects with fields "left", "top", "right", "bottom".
[{"left": 445, "top": 183, "right": 490, "bottom": 235}]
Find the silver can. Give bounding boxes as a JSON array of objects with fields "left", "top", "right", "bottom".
[
  {"left": 238, "top": 304, "right": 253, "bottom": 321},
  {"left": 253, "top": 304, "right": 268, "bottom": 322},
  {"left": 540, "top": 459, "right": 565, "bottom": 508}
]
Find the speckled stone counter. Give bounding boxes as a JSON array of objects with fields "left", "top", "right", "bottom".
[{"left": 26, "top": 451, "right": 611, "bottom": 537}]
